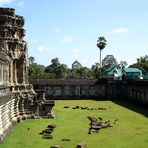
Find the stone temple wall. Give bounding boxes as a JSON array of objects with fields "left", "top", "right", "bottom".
[
  {"left": 0, "top": 8, "right": 36, "bottom": 142},
  {"left": 31, "top": 79, "right": 108, "bottom": 99},
  {"left": 31, "top": 79, "right": 148, "bottom": 105}
]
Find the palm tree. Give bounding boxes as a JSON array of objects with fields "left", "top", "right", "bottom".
[
  {"left": 29, "top": 56, "right": 35, "bottom": 64},
  {"left": 97, "top": 36, "right": 107, "bottom": 78}
]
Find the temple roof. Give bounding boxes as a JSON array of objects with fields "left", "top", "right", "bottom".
[{"left": 30, "top": 79, "right": 107, "bottom": 86}]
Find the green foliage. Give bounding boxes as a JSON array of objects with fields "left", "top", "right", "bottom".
[
  {"left": 71, "top": 60, "right": 82, "bottom": 70},
  {"left": 29, "top": 63, "right": 45, "bottom": 79},
  {"left": 28, "top": 55, "right": 127, "bottom": 79},
  {"left": 96, "top": 36, "right": 107, "bottom": 78},
  {"left": 119, "top": 61, "right": 128, "bottom": 68},
  {"left": 2, "top": 100, "right": 148, "bottom": 148},
  {"left": 97, "top": 36, "right": 107, "bottom": 50},
  {"left": 130, "top": 55, "right": 148, "bottom": 72},
  {"left": 129, "top": 55, "right": 148, "bottom": 79},
  {"left": 39, "top": 72, "right": 56, "bottom": 79},
  {"left": 45, "top": 58, "right": 68, "bottom": 78},
  {"left": 102, "top": 55, "right": 118, "bottom": 69},
  {"left": 29, "top": 56, "right": 35, "bottom": 64},
  {"left": 29, "top": 57, "right": 94, "bottom": 79},
  {"left": 91, "top": 63, "right": 100, "bottom": 78}
]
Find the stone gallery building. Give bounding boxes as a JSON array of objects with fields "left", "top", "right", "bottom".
[
  {"left": 31, "top": 79, "right": 107, "bottom": 99},
  {"left": 31, "top": 78, "right": 148, "bottom": 105}
]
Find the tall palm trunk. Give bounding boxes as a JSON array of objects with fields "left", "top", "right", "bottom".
[
  {"left": 97, "top": 36, "right": 107, "bottom": 78},
  {"left": 100, "top": 49, "right": 101, "bottom": 78}
]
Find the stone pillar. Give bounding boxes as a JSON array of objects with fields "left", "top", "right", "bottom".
[
  {"left": 9, "top": 60, "right": 13, "bottom": 85},
  {"left": 9, "top": 98, "right": 17, "bottom": 123},
  {"left": 13, "top": 60, "right": 17, "bottom": 84},
  {"left": 14, "top": 97, "right": 19, "bottom": 119},
  {"left": 1, "top": 62, "right": 3, "bottom": 85},
  {"left": 0, "top": 62, "right": 2, "bottom": 85},
  {"left": 0, "top": 104, "right": 4, "bottom": 141}
]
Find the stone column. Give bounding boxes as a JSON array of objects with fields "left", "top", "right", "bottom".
[
  {"left": 1, "top": 62, "right": 3, "bottom": 85},
  {"left": 0, "top": 62, "right": 2, "bottom": 85},
  {"left": 13, "top": 60, "right": 18, "bottom": 84},
  {"left": 9, "top": 98, "right": 17, "bottom": 123},
  {"left": 9, "top": 60, "right": 13, "bottom": 85},
  {"left": 0, "top": 104, "right": 4, "bottom": 141}
]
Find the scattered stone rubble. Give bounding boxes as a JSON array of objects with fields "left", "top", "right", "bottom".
[
  {"left": 50, "top": 146, "right": 63, "bottom": 148},
  {"left": 64, "top": 105, "right": 107, "bottom": 111},
  {"left": 39, "top": 124, "right": 56, "bottom": 139},
  {"left": 49, "top": 142, "right": 87, "bottom": 148},
  {"left": 61, "top": 138, "right": 71, "bottom": 141},
  {"left": 76, "top": 142, "right": 87, "bottom": 148},
  {"left": 87, "top": 116, "right": 118, "bottom": 134}
]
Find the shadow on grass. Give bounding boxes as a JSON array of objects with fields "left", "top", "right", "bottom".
[{"left": 111, "top": 98, "right": 148, "bottom": 118}]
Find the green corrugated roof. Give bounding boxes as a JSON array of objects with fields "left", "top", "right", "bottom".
[
  {"left": 108, "top": 67, "right": 123, "bottom": 77},
  {"left": 123, "top": 68, "right": 141, "bottom": 73},
  {"left": 106, "top": 64, "right": 117, "bottom": 72}
]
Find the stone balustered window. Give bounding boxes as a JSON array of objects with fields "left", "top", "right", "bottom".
[
  {"left": 0, "top": 60, "right": 9, "bottom": 85},
  {"left": 0, "top": 61, "right": 2, "bottom": 85},
  {"left": 3, "top": 63, "right": 9, "bottom": 85}
]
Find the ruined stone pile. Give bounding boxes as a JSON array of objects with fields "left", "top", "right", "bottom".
[
  {"left": 49, "top": 142, "right": 87, "bottom": 148},
  {"left": 87, "top": 116, "right": 117, "bottom": 134},
  {"left": 50, "top": 146, "right": 63, "bottom": 148},
  {"left": 87, "top": 116, "right": 102, "bottom": 134},
  {"left": 64, "top": 105, "right": 107, "bottom": 111},
  {"left": 39, "top": 124, "right": 56, "bottom": 139},
  {"left": 76, "top": 142, "right": 87, "bottom": 148}
]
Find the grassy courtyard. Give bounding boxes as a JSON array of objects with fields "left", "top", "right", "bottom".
[{"left": 1, "top": 100, "right": 148, "bottom": 148}]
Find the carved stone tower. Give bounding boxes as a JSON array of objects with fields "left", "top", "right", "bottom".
[
  {"left": 0, "top": 8, "right": 55, "bottom": 142},
  {"left": 0, "top": 8, "right": 28, "bottom": 86},
  {"left": 0, "top": 8, "right": 35, "bottom": 142}
]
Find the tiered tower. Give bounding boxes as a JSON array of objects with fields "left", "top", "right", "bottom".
[
  {"left": 0, "top": 8, "right": 28, "bottom": 85},
  {"left": 0, "top": 8, "right": 35, "bottom": 142},
  {"left": 0, "top": 8, "right": 55, "bottom": 142}
]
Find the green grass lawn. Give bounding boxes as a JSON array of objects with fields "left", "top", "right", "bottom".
[{"left": 1, "top": 100, "right": 148, "bottom": 148}]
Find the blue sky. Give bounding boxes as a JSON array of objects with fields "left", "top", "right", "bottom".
[{"left": 1, "top": 0, "right": 148, "bottom": 68}]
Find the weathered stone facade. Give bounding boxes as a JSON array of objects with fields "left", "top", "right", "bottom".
[
  {"left": 0, "top": 7, "right": 36, "bottom": 142},
  {"left": 0, "top": 8, "right": 55, "bottom": 142},
  {"left": 31, "top": 79, "right": 108, "bottom": 99},
  {"left": 108, "top": 80, "right": 148, "bottom": 104},
  {"left": 31, "top": 79, "right": 148, "bottom": 105},
  {"left": 0, "top": 8, "right": 28, "bottom": 85}
]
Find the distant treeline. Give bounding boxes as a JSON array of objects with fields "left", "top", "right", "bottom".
[{"left": 29, "top": 54, "right": 148, "bottom": 79}]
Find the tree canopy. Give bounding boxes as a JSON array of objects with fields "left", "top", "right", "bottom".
[
  {"left": 130, "top": 55, "right": 148, "bottom": 72},
  {"left": 97, "top": 36, "right": 107, "bottom": 50},
  {"left": 102, "top": 55, "right": 118, "bottom": 69},
  {"left": 28, "top": 55, "right": 130, "bottom": 79}
]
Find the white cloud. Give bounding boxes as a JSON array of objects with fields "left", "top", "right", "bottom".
[
  {"left": 61, "top": 36, "right": 73, "bottom": 43},
  {"left": 0, "top": 0, "right": 14, "bottom": 5},
  {"left": 112, "top": 28, "right": 129, "bottom": 34},
  {"left": 38, "top": 46, "right": 54, "bottom": 53}
]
